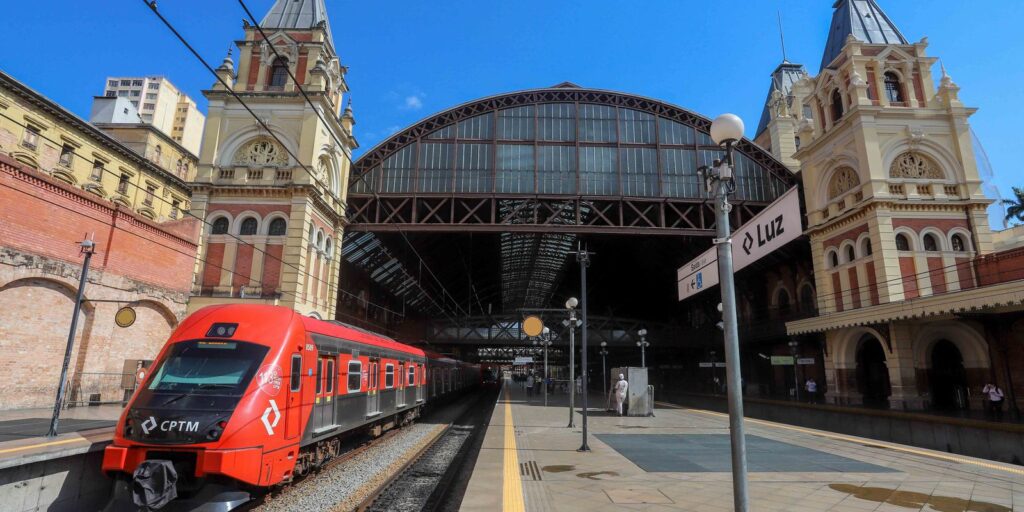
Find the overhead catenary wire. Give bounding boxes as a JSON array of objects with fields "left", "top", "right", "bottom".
[{"left": 140, "top": 0, "right": 466, "bottom": 322}]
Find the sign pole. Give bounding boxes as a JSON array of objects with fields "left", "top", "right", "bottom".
[
  {"left": 48, "top": 239, "right": 95, "bottom": 437},
  {"left": 577, "top": 244, "right": 591, "bottom": 452}
]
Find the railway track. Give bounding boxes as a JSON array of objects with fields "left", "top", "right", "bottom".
[{"left": 357, "top": 386, "right": 498, "bottom": 512}]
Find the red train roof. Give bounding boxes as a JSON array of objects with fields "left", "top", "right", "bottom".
[{"left": 300, "top": 315, "right": 426, "bottom": 358}]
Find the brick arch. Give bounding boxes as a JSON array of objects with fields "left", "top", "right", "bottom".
[
  {"left": 833, "top": 326, "right": 890, "bottom": 370},
  {"left": 913, "top": 321, "right": 989, "bottom": 370}
]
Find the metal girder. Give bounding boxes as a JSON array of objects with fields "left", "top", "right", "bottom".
[
  {"left": 427, "top": 313, "right": 680, "bottom": 346},
  {"left": 346, "top": 195, "right": 768, "bottom": 234}
]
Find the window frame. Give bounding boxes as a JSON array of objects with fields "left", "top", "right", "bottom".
[
  {"left": 290, "top": 354, "right": 302, "bottom": 392},
  {"left": 315, "top": 358, "right": 323, "bottom": 395},
  {"left": 325, "top": 359, "right": 334, "bottom": 394},
  {"left": 385, "top": 363, "right": 395, "bottom": 389},
  {"left": 347, "top": 360, "right": 362, "bottom": 392},
  {"left": 895, "top": 233, "right": 911, "bottom": 251},
  {"left": 407, "top": 365, "right": 416, "bottom": 386},
  {"left": 923, "top": 233, "right": 939, "bottom": 252}
]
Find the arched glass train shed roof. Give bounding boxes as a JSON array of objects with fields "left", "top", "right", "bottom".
[
  {"left": 350, "top": 84, "right": 793, "bottom": 211},
  {"left": 343, "top": 85, "right": 797, "bottom": 317}
]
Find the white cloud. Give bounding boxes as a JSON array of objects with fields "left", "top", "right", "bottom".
[{"left": 403, "top": 95, "right": 423, "bottom": 110}]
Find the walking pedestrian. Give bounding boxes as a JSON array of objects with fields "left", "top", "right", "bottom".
[
  {"left": 613, "top": 374, "right": 629, "bottom": 416},
  {"left": 805, "top": 378, "right": 818, "bottom": 403},
  {"left": 983, "top": 382, "right": 1005, "bottom": 419}
]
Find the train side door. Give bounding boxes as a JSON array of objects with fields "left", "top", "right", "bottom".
[
  {"left": 285, "top": 353, "right": 302, "bottom": 440},
  {"left": 397, "top": 362, "right": 406, "bottom": 408},
  {"left": 367, "top": 358, "right": 380, "bottom": 417},
  {"left": 314, "top": 356, "right": 335, "bottom": 429},
  {"left": 416, "top": 364, "right": 425, "bottom": 403}
]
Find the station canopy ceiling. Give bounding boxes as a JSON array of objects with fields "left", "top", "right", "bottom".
[{"left": 343, "top": 84, "right": 796, "bottom": 323}]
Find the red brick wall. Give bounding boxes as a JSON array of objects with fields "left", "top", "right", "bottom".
[
  {"left": 927, "top": 257, "right": 947, "bottom": 294},
  {"left": 203, "top": 243, "right": 225, "bottom": 287},
  {"left": 208, "top": 203, "right": 289, "bottom": 219},
  {"left": 955, "top": 258, "right": 974, "bottom": 289},
  {"left": 900, "top": 257, "right": 919, "bottom": 299},
  {"left": 0, "top": 157, "right": 197, "bottom": 292},
  {"left": 263, "top": 244, "right": 283, "bottom": 290},
  {"left": 822, "top": 224, "right": 868, "bottom": 250},
  {"left": 865, "top": 261, "right": 879, "bottom": 306},
  {"left": 233, "top": 244, "right": 254, "bottom": 288},
  {"left": 831, "top": 272, "right": 843, "bottom": 312},
  {"left": 847, "top": 267, "right": 861, "bottom": 309},
  {"left": 891, "top": 218, "right": 969, "bottom": 232},
  {"left": 975, "top": 247, "right": 1024, "bottom": 286}
]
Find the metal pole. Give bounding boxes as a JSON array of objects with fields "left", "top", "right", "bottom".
[
  {"left": 568, "top": 312, "right": 575, "bottom": 428},
  {"left": 577, "top": 246, "right": 591, "bottom": 452},
  {"left": 48, "top": 240, "right": 95, "bottom": 438},
  {"left": 544, "top": 342, "right": 549, "bottom": 407},
  {"left": 641, "top": 344, "right": 646, "bottom": 368},
  {"left": 791, "top": 342, "right": 800, "bottom": 402},
  {"left": 714, "top": 147, "right": 749, "bottom": 511}
]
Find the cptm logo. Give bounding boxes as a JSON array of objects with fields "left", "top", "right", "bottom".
[{"left": 140, "top": 416, "right": 199, "bottom": 435}]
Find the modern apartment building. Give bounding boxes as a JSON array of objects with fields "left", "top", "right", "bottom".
[{"left": 100, "top": 76, "right": 205, "bottom": 154}]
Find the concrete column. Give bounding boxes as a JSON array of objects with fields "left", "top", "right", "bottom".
[
  {"left": 281, "top": 196, "right": 314, "bottom": 313},
  {"left": 218, "top": 240, "right": 238, "bottom": 291},
  {"left": 837, "top": 267, "right": 852, "bottom": 311},
  {"left": 886, "top": 322, "right": 925, "bottom": 411},
  {"left": 249, "top": 240, "right": 266, "bottom": 289},
  {"left": 914, "top": 253, "right": 934, "bottom": 297},
  {"left": 867, "top": 209, "right": 904, "bottom": 303},
  {"left": 855, "top": 262, "right": 870, "bottom": 307}
]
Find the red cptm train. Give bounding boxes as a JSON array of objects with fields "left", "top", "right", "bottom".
[{"left": 102, "top": 304, "right": 479, "bottom": 511}]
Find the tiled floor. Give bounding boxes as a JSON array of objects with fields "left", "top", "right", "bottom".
[{"left": 462, "top": 380, "right": 1024, "bottom": 511}]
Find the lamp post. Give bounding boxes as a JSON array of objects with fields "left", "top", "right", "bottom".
[
  {"left": 48, "top": 239, "right": 96, "bottom": 438},
  {"left": 788, "top": 340, "right": 800, "bottom": 402},
  {"left": 573, "top": 244, "right": 593, "bottom": 452},
  {"left": 534, "top": 328, "right": 553, "bottom": 406},
  {"left": 563, "top": 297, "right": 580, "bottom": 428},
  {"left": 599, "top": 342, "right": 609, "bottom": 400},
  {"left": 637, "top": 328, "right": 649, "bottom": 368},
  {"left": 698, "top": 113, "right": 749, "bottom": 511}
]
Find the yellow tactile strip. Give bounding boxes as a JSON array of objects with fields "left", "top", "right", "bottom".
[{"left": 502, "top": 385, "right": 526, "bottom": 512}]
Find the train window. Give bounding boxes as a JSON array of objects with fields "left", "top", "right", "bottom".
[
  {"left": 315, "top": 359, "right": 322, "bottom": 394},
  {"left": 348, "top": 361, "right": 361, "bottom": 392},
  {"left": 290, "top": 354, "right": 302, "bottom": 392},
  {"left": 325, "top": 359, "right": 334, "bottom": 394},
  {"left": 385, "top": 364, "right": 395, "bottom": 389},
  {"left": 408, "top": 365, "right": 416, "bottom": 386}
]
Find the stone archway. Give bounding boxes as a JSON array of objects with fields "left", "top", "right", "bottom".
[
  {"left": 856, "top": 335, "right": 891, "bottom": 408},
  {"left": 928, "top": 340, "right": 968, "bottom": 410}
]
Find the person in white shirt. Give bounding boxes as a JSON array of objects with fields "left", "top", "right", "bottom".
[
  {"left": 805, "top": 378, "right": 818, "bottom": 403},
  {"left": 982, "top": 382, "right": 1005, "bottom": 419},
  {"left": 526, "top": 373, "right": 535, "bottom": 398},
  {"left": 613, "top": 374, "right": 629, "bottom": 416}
]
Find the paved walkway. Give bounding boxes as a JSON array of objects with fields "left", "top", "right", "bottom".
[{"left": 463, "top": 379, "right": 1024, "bottom": 511}]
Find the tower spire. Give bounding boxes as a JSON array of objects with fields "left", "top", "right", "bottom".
[
  {"left": 820, "top": 0, "right": 907, "bottom": 70},
  {"left": 260, "top": 0, "right": 333, "bottom": 47}
]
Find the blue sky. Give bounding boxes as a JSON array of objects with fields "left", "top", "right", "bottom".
[{"left": 1, "top": 1, "right": 1019, "bottom": 227}]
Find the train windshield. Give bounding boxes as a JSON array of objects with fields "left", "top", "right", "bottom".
[{"left": 147, "top": 340, "right": 269, "bottom": 395}]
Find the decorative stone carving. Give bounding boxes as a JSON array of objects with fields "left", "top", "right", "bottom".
[
  {"left": 769, "top": 88, "right": 790, "bottom": 119},
  {"left": 889, "top": 152, "right": 942, "bottom": 180},
  {"left": 232, "top": 138, "right": 288, "bottom": 167},
  {"left": 827, "top": 166, "right": 860, "bottom": 199}
]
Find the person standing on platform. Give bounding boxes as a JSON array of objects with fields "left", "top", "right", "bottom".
[
  {"left": 983, "top": 382, "right": 1005, "bottom": 419},
  {"left": 526, "top": 373, "right": 535, "bottom": 398},
  {"left": 805, "top": 378, "right": 818, "bottom": 403},
  {"left": 613, "top": 374, "right": 629, "bottom": 416}
]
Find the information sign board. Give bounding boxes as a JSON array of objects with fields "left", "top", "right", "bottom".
[
  {"left": 797, "top": 357, "right": 816, "bottom": 365},
  {"left": 770, "top": 355, "right": 795, "bottom": 366},
  {"left": 677, "top": 187, "right": 802, "bottom": 301},
  {"left": 513, "top": 356, "right": 533, "bottom": 365}
]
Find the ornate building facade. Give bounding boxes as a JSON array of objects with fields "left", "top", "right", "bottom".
[
  {"left": 187, "top": 0, "right": 356, "bottom": 319},
  {"left": 756, "top": 0, "right": 1024, "bottom": 411}
]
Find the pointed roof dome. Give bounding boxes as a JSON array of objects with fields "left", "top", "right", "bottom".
[
  {"left": 755, "top": 61, "right": 808, "bottom": 138},
  {"left": 261, "top": 0, "right": 333, "bottom": 47},
  {"left": 820, "top": 0, "right": 907, "bottom": 70}
]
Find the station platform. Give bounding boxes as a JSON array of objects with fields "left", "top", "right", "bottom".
[{"left": 463, "top": 379, "right": 1024, "bottom": 511}]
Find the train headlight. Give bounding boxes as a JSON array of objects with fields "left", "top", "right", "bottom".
[{"left": 206, "top": 420, "right": 229, "bottom": 441}]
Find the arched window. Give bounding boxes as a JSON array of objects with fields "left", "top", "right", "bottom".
[
  {"left": 211, "top": 216, "right": 229, "bottom": 235},
  {"left": 831, "top": 89, "right": 844, "bottom": 122},
  {"left": 268, "top": 218, "right": 287, "bottom": 236},
  {"left": 777, "top": 289, "right": 791, "bottom": 314},
  {"left": 324, "top": 238, "right": 333, "bottom": 259},
  {"left": 951, "top": 234, "right": 966, "bottom": 252},
  {"left": 829, "top": 250, "right": 839, "bottom": 268},
  {"left": 240, "top": 217, "right": 258, "bottom": 236},
  {"left": 799, "top": 284, "right": 816, "bottom": 313},
  {"left": 923, "top": 233, "right": 939, "bottom": 252},
  {"left": 895, "top": 233, "right": 910, "bottom": 251},
  {"left": 884, "top": 72, "right": 904, "bottom": 103},
  {"left": 846, "top": 245, "right": 856, "bottom": 262},
  {"left": 154, "top": 145, "right": 162, "bottom": 162},
  {"left": 862, "top": 238, "right": 873, "bottom": 256},
  {"left": 316, "top": 230, "right": 325, "bottom": 250},
  {"left": 269, "top": 58, "right": 289, "bottom": 88}
]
